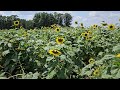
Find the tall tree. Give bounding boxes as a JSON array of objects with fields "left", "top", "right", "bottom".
[{"left": 63, "top": 13, "right": 72, "bottom": 27}]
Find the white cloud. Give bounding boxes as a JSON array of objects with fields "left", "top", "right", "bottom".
[
  {"left": 73, "top": 16, "right": 82, "bottom": 21},
  {"left": 110, "top": 12, "right": 120, "bottom": 17},
  {"left": 11, "top": 11, "right": 20, "bottom": 15},
  {"left": 0, "top": 11, "right": 5, "bottom": 15},
  {"left": 83, "top": 18, "right": 87, "bottom": 21},
  {"left": 89, "top": 11, "right": 97, "bottom": 17},
  {"left": 26, "top": 15, "right": 34, "bottom": 20}
]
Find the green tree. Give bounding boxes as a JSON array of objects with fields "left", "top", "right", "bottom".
[
  {"left": 63, "top": 13, "right": 72, "bottom": 27},
  {"left": 25, "top": 20, "right": 34, "bottom": 29}
]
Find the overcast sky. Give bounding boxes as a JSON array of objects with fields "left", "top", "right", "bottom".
[{"left": 0, "top": 11, "right": 120, "bottom": 27}]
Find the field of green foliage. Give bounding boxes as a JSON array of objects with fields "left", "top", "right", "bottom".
[{"left": 0, "top": 24, "right": 120, "bottom": 79}]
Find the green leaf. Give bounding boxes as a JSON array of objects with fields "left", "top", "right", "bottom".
[
  {"left": 67, "top": 51, "right": 75, "bottom": 57},
  {"left": 46, "top": 56, "right": 54, "bottom": 61},
  {"left": 60, "top": 55, "right": 66, "bottom": 60},
  {"left": 98, "top": 52, "right": 104, "bottom": 56},
  {"left": 85, "top": 71, "right": 93, "bottom": 76},
  {"left": 115, "top": 69, "right": 120, "bottom": 79},
  {"left": 57, "top": 68, "right": 66, "bottom": 79},
  {"left": 46, "top": 69, "right": 57, "bottom": 79},
  {"left": 0, "top": 77, "right": 7, "bottom": 79},
  {"left": 2, "top": 50, "right": 10, "bottom": 56},
  {"left": 32, "top": 72, "right": 39, "bottom": 79},
  {"left": 4, "top": 60, "right": 11, "bottom": 66},
  {"left": 44, "top": 46, "right": 50, "bottom": 51},
  {"left": 112, "top": 44, "right": 120, "bottom": 52},
  {"left": 101, "top": 55, "right": 115, "bottom": 61},
  {"left": 101, "top": 75, "right": 112, "bottom": 79},
  {"left": 111, "top": 68, "right": 119, "bottom": 75},
  {"left": 0, "top": 72, "right": 6, "bottom": 77},
  {"left": 35, "top": 60, "right": 41, "bottom": 66},
  {"left": 8, "top": 43, "right": 12, "bottom": 47}
]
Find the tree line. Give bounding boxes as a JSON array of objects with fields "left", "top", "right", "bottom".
[{"left": 0, "top": 12, "right": 72, "bottom": 30}]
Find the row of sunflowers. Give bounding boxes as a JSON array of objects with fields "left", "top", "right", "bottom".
[{"left": 0, "top": 20, "right": 120, "bottom": 79}]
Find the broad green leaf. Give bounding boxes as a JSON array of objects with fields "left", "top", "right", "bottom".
[
  {"left": 2, "top": 50, "right": 10, "bottom": 56},
  {"left": 46, "top": 56, "right": 54, "bottom": 61},
  {"left": 112, "top": 44, "right": 120, "bottom": 52},
  {"left": 46, "top": 69, "right": 57, "bottom": 79},
  {"left": 32, "top": 72, "right": 39, "bottom": 79},
  {"left": 98, "top": 52, "right": 104, "bottom": 56},
  {"left": 67, "top": 51, "right": 75, "bottom": 57},
  {"left": 0, "top": 72, "right": 6, "bottom": 77},
  {"left": 114, "top": 69, "right": 120, "bottom": 79},
  {"left": 57, "top": 68, "right": 66, "bottom": 79},
  {"left": 101, "top": 55, "right": 115, "bottom": 61},
  {"left": 101, "top": 75, "right": 112, "bottom": 79},
  {"left": 44, "top": 46, "right": 50, "bottom": 51},
  {"left": 0, "top": 77, "right": 7, "bottom": 79},
  {"left": 111, "top": 68, "right": 119, "bottom": 75},
  {"left": 60, "top": 55, "right": 66, "bottom": 60}
]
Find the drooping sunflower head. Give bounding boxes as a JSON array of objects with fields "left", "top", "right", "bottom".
[
  {"left": 102, "top": 23, "right": 107, "bottom": 26},
  {"left": 115, "top": 53, "right": 120, "bottom": 58},
  {"left": 49, "top": 49, "right": 61, "bottom": 57},
  {"left": 14, "top": 20, "right": 19, "bottom": 26},
  {"left": 80, "top": 23, "right": 83, "bottom": 26},
  {"left": 108, "top": 24, "right": 115, "bottom": 30},
  {"left": 75, "top": 21, "right": 78, "bottom": 24},
  {"left": 88, "top": 58, "right": 95, "bottom": 64},
  {"left": 55, "top": 27, "right": 60, "bottom": 32},
  {"left": 56, "top": 37, "right": 65, "bottom": 44}
]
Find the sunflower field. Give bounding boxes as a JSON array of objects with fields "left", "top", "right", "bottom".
[{"left": 0, "top": 23, "right": 120, "bottom": 79}]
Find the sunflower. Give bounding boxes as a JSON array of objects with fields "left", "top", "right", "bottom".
[
  {"left": 23, "top": 31, "right": 28, "bottom": 37},
  {"left": 93, "top": 24, "right": 98, "bottom": 28},
  {"left": 88, "top": 58, "right": 95, "bottom": 64},
  {"left": 51, "top": 24, "right": 57, "bottom": 29},
  {"left": 81, "top": 32, "right": 89, "bottom": 37},
  {"left": 14, "top": 20, "right": 19, "bottom": 26},
  {"left": 51, "top": 24, "right": 55, "bottom": 28},
  {"left": 49, "top": 50, "right": 61, "bottom": 57},
  {"left": 56, "top": 37, "right": 64, "bottom": 44},
  {"left": 55, "top": 27, "right": 60, "bottom": 32},
  {"left": 87, "top": 30, "right": 92, "bottom": 34},
  {"left": 115, "top": 53, "right": 120, "bottom": 58},
  {"left": 86, "top": 36, "right": 92, "bottom": 40},
  {"left": 93, "top": 24, "right": 98, "bottom": 29},
  {"left": 93, "top": 68, "right": 100, "bottom": 76},
  {"left": 20, "top": 26, "right": 23, "bottom": 29},
  {"left": 108, "top": 24, "right": 115, "bottom": 30},
  {"left": 75, "top": 21, "right": 78, "bottom": 24}
]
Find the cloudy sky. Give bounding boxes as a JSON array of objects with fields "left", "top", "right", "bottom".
[{"left": 0, "top": 11, "right": 120, "bottom": 27}]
